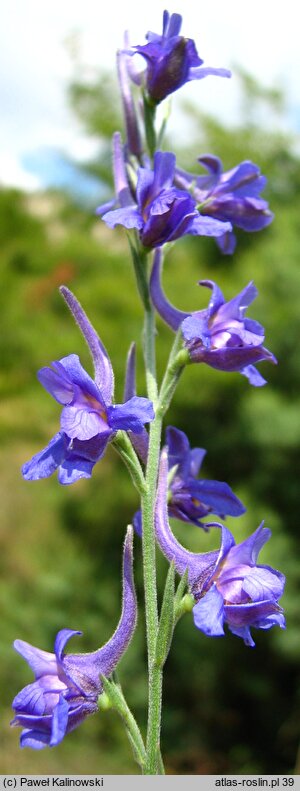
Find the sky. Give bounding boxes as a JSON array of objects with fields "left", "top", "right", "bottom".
[{"left": 1, "top": 0, "right": 299, "bottom": 192}]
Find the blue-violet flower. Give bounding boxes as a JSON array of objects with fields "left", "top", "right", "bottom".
[
  {"left": 97, "top": 134, "right": 232, "bottom": 249},
  {"left": 22, "top": 288, "right": 154, "bottom": 484},
  {"left": 175, "top": 155, "right": 274, "bottom": 254},
  {"left": 150, "top": 250, "right": 276, "bottom": 386},
  {"left": 155, "top": 450, "right": 285, "bottom": 646},
  {"left": 125, "top": 10, "right": 231, "bottom": 104},
  {"left": 11, "top": 527, "right": 137, "bottom": 748},
  {"left": 133, "top": 425, "right": 245, "bottom": 534}
]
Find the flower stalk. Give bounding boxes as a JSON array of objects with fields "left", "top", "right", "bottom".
[{"left": 99, "top": 676, "right": 146, "bottom": 770}]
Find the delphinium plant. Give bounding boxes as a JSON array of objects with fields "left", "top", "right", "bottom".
[{"left": 11, "top": 10, "right": 285, "bottom": 775}]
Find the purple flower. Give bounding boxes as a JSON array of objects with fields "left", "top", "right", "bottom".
[
  {"left": 175, "top": 155, "right": 274, "bottom": 253},
  {"left": 22, "top": 288, "right": 154, "bottom": 484},
  {"left": 165, "top": 426, "right": 245, "bottom": 525},
  {"left": 133, "top": 426, "right": 245, "bottom": 535},
  {"left": 11, "top": 527, "right": 137, "bottom": 748},
  {"left": 97, "top": 135, "right": 232, "bottom": 249},
  {"left": 155, "top": 451, "right": 285, "bottom": 647},
  {"left": 125, "top": 10, "right": 230, "bottom": 104},
  {"left": 150, "top": 250, "right": 276, "bottom": 386}
]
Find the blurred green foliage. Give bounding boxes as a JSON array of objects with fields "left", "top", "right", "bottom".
[{"left": 1, "top": 66, "right": 300, "bottom": 775}]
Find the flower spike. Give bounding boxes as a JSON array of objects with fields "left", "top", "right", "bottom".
[{"left": 11, "top": 527, "right": 137, "bottom": 748}]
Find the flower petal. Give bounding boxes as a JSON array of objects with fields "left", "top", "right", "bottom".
[
  {"left": 13, "top": 640, "right": 57, "bottom": 677},
  {"left": 54, "top": 355, "right": 102, "bottom": 402},
  {"left": 189, "top": 66, "right": 231, "bottom": 81},
  {"left": 242, "top": 566, "right": 285, "bottom": 602},
  {"left": 166, "top": 425, "right": 191, "bottom": 479},
  {"left": 132, "top": 510, "right": 142, "bottom": 537},
  {"left": 191, "top": 479, "right": 246, "bottom": 517},
  {"left": 189, "top": 447, "right": 206, "bottom": 477},
  {"left": 102, "top": 205, "right": 143, "bottom": 231},
  {"left": 50, "top": 695, "right": 69, "bottom": 746},
  {"left": 192, "top": 584, "right": 225, "bottom": 636},
  {"left": 185, "top": 215, "right": 232, "bottom": 238},
  {"left": 20, "top": 728, "right": 51, "bottom": 750},
  {"left": 152, "top": 151, "right": 176, "bottom": 194},
  {"left": 241, "top": 365, "right": 267, "bottom": 387},
  {"left": 224, "top": 523, "right": 271, "bottom": 567},
  {"left": 54, "top": 630, "right": 83, "bottom": 664},
  {"left": 22, "top": 433, "right": 66, "bottom": 481},
  {"left": 107, "top": 397, "right": 154, "bottom": 433},
  {"left": 216, "top": 230, "right": 237, "bottom": 255},
  {"left": 61, "top": 404, "right": 110, "bottom": 442},
  {"left": 37, "top": 366, "right": 74, "bottom": 405}
]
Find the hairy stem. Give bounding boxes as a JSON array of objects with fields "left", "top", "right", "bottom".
[{"left": 143, "top": 305, "right": 159, "bottom": 406}]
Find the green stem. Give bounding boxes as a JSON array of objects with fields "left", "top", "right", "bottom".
[
  {"left": 141, "top": 309, "right": 189, "bottom": 773},
  {"left": 143, "top": 305, "right": 159, "bottom": 406},
  {"left": 145, "top": 657, "right": 164, "bottom": 773},
  {"left": 141, "top": 429, "right": 164, "bottom": 775},
  {"left": 157, "top": 749, "right": 165, "bottom": 775},
  {"left": 141, "top": 413, "right": 163, "bottom": 773},
  {"left": 141, "top": 415, "right": 162, "bottom": 658},
  {"left": 141, "top": 288, "right": 164, "bottom": 773}
]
